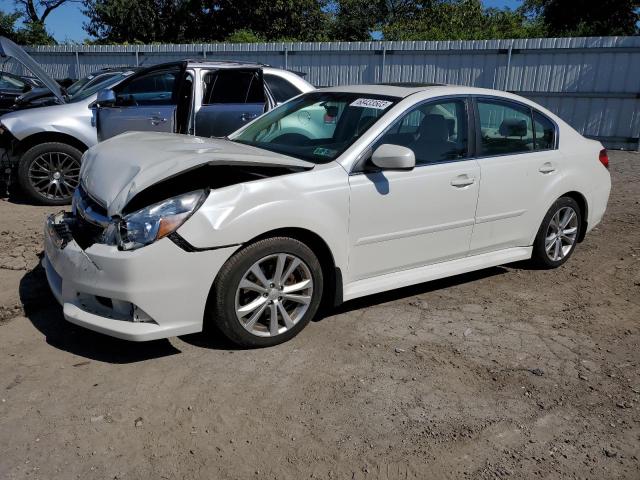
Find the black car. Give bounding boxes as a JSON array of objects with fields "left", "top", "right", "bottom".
[
  {"left": 12, "top": 67, "right": 139, "bottom": 110},
  {"left": 0, "top": 71, "right": 42, "bottom": 114}
]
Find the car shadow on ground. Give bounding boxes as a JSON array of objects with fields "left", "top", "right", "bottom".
[
  {"left": 319, "top": 266, "right": 509, "bottom": 320},
  {"left": 19, "top": 261, "right": 183, "bottom": 363},
  {"left": 1, "top": 183, "right": 34, "bottom": 205},
  {"left": 19, "top": 256, "right": 516, "bottom": 356}
]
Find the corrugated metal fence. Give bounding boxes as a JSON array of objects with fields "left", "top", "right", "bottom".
[{"left": 5, "top": 37, "right": 640, "bottom": 150}]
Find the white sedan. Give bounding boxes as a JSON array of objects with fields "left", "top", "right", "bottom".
[{"left": 43, "top": 84, "right": 611, "bottom": 347}]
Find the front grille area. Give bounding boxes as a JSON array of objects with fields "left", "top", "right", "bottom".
[
  {"left": 72, "top": 216, "right": 106, "bottom": 250},
  {"left": 71, "top": 187, "right": 110, "bottom": 249}
]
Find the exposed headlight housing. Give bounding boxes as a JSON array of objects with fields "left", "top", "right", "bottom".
[{"left": 117, "top": 190, "right": 207, "bottom": 251}]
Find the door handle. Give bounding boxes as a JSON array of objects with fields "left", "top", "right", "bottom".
[
  {"left": 450, "top": 175, "right": 475, "bottom": 188},
  {"left": 539, "top": 162, "right": 556, "bottom": 174},
  {"left": 240, "top": 113, "right": 258, "bottom": 122},
  {"left": 149, "top": 116, "right": 167, "bottom": 126}
]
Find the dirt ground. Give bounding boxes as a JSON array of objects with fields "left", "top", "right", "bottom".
[{"left": 0, "top": 151, "right": 638, "bottom": 480}]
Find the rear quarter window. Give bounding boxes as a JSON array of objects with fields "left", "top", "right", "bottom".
[
  {"left": 264, "top": 74, "right": 302, "bottom": 103},
  {"left": 533, "top": 111, "right": 557, "bottom": 150}
]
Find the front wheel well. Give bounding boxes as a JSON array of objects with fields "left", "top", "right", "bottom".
[
  {"left": 560, "top": 191, "right": 588, "bottom": 242},
  {"left": 246, "top": 227, "right": 342, "bottom": 308},
  {"left": 15, "top": 132, "right": 89, "bottom": 157}
]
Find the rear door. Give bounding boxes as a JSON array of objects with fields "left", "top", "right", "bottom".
[
  {"left": 96, "top": 64, "right": 184, "bottom": 141},
  {"left": 195, "top": 68, "right": 265, "bottom": 137},
  {"left": 469, "top": 97, "right": 561, "bottom": 254}
]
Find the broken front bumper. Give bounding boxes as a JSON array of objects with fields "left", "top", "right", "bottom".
[{"left": 43, "top": 212, "right": 237, "bottom": 341}]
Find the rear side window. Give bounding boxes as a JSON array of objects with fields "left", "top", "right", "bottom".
[
  {"left": 264, "top": 74, "right": 302, "bottom": 103},
  {"left": 533, "top": 111, "right": 556, "bottom": 150},
  {"left": 203, "top": 70, "right": 264, "bottom": 105},
  {"left": 477, "top": 99, "right": 534, "bottom": 156}
]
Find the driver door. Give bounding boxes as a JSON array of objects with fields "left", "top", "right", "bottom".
[
  {"left": 348, "top": 98, "right": 480, "bottom": 280},
  {"left": 95, "top": 64, "right": 184, "bottom": 141}
]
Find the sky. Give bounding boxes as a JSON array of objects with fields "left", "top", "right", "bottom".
[{"left": 0, "top": 0, "right": 523, "bottom": 43}]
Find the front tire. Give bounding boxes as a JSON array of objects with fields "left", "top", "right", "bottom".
[
  {"left": 531, "top": 196, "right": 582, "bottom": 269},
  {"left": 18, "top": 142, "right": 83, "bottom": 205},
  {"left": 212, "top": 237, "right": 324, "bottom": 348}
]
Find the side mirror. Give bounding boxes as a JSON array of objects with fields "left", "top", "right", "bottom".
[
  {"left": 371, "top": 144, "right": 415, "bottom": 171},
  {"left": 96, "top": 88, "right": 116, "bottom": 107}
]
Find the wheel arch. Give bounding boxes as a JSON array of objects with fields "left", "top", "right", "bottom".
[
  {"left": 245, "top": 227, "right": 343, "bottom": 308},
  {"left": 15, "top": 132, "right": 89, "bottom": 157},
  {"left": 560, "top": 191, "right": 589, "bottom": 242}
]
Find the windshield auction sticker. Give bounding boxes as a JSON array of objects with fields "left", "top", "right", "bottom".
[{"left": 350, "top": 98, "right": 393, "bottom": 110}]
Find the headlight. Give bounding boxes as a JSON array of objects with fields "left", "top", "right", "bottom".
[{"left": 118, "top": 190, "right": 207, "bottom": 251}]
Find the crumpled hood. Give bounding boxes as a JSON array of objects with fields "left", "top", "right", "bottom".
[{"left": 80, "top": 131, "right": 315, "bottom": 216}]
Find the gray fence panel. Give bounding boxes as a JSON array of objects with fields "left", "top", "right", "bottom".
[{"left": 0, "top": 37, "right": 637, "bottom": 149}]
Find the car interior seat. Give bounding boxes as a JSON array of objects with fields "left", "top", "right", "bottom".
[{"left": 410, "top": 114, "right": 454, "bottom": 163}]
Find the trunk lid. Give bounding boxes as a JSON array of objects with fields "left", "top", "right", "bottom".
[
  {"left": 80, "top": 131, "right": 315, "bottom": 216},
  {"left": 0, "top": 36, "right": 65, "bottom": 103}
]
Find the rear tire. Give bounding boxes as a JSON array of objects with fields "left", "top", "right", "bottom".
[
  {"left": 18, "top": 142, "right": 83, "bottom": 205},
  {"left": 211, "top": 237, "right": 323, "bottom": 348},
  {"left": 531, "top": 196, "right": 582, "bottom": 269}
]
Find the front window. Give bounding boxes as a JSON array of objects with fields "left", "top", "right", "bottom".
[
  {"left": 68, "top": 73, "right": 128, "bottom": 103},
  {"left": 373, "top": 99, "right": 469, "bottom": 165},
  {"left": 230, "top": 92, "right": 399, "bottom": 163},
  {"left": 115, "top": 69, "right": 179, "bottom": 106}
]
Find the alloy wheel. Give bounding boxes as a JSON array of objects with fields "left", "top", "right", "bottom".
[
  {"left": 28, "top": 151, "right": 80, "bottom": 201},
  {"left": 234, "top": 253, "right": 314, "bottom": 337},
  {"left": 545, "top": 206, "right": 578, "bottom": 262}
]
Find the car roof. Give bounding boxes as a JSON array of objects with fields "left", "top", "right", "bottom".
[
  {"left": 184, "top": 59, "right": 265, "bottom": 68},
  {"left": 316, "top": 83, "right": 531, "bottom": 100}
]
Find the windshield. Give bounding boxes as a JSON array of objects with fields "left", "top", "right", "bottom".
[
  {"left": 66, "top": 76, "right": 94, "bottom": 96},
  {"left": 230, "top": 91, "right": 399, "bottom": 163},
  {"left": 68, "top": 73, "right": 128, "bottom": 103}
]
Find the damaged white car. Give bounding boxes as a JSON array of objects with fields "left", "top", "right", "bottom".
[{"left": 43, "top": 85, "right": 611, "bottom": 347}]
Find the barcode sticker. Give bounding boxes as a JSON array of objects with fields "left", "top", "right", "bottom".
[{"left": 350, "top": 98, "right": 393, "bottom": 110}]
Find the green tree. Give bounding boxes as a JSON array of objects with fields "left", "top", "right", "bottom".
[
  {"left": 13, "top": 0, "right": 73, "bottom": 44},
  {"left": 524, "top": 0, "right": 639, "bottom": 36},
  {"left": 327, "top": 0, "right": 386, "bottom": 41},
  {"left": 225, "top": 29, "right": 264, "bottom": 43},
  {"left": 209, "top": 0, "right": 330, "bottom": 41},
  {"left": 84, "top": 0, "right": 331, "bottom": 43},
  {"left": 383, "top": 0, "right": 546, "bottom": 40},
  {"left": 0, "top": 8, "right": 55, "bottom": 44},
  {"left": 83, "top": 0, "right": 215, "bottom": 44},
  {"left": 0, "top": 10, "right": 23, "bottom": 41}
]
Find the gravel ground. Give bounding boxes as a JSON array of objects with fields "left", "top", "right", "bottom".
[{"left": 0, "top": 151, "right": 638, "bottom": 480}]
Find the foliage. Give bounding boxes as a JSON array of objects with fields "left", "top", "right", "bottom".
[
  {"left": 4, "top": 0, "right": 640, "bottom": 45},
  {"left": 225, "top": 29, "right": 264, "bottom": 44},
  {"left": 83, "top": 0, "right": 331, "bottom": 43},
  {"left": 383, "top": 0, "right": 547, "bottom": 40},
  {"left": 327, "top": 0, "right": 387, "bottom": 41},
  {"left": 523, "top": 0, "right": 640, "bottom": 36},
  {"left": 0, "top": 9, "right": 55, "bottom": 44}
]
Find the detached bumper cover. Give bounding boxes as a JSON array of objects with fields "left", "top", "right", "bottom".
[{"left": 43, "top": 214, "right": 237, "bottom": 341}]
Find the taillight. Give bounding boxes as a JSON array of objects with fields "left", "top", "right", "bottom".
[{"left": 599, "top": 149, "right": 609, "bottom": 169}]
